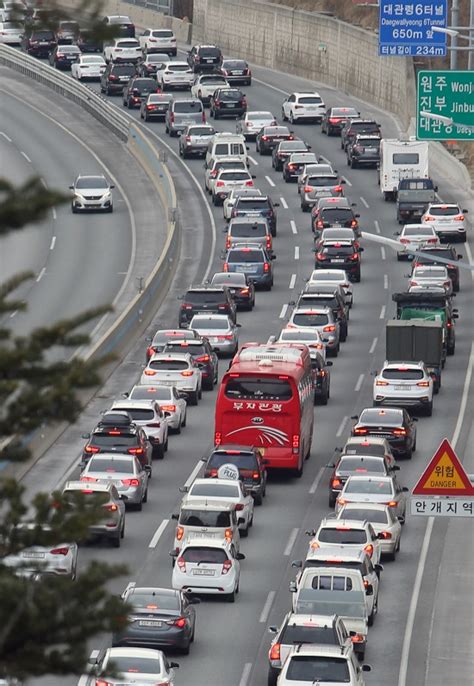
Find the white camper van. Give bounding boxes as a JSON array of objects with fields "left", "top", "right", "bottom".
[{"left": 379, "top": 138, "right": 429, "bottom": 201}]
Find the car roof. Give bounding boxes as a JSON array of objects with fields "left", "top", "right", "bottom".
[
  {"left": 285, "top": 612, "right": 338, "bottom": 627},
  {"left": 111, "top": 399, "right": 158, "bottom": 409},
  {"left": 306, "top": 545, "right": 369, "bottom": 562},
  {"left": 107, "top": 647, "right": 161, "bottom": 660},
  {"left": 64, "top": 480, "right": 112, "bottom": 493},
  {"left": 286, "top": 644, "right": 350, "bottom": 658},
  {"left": 344, "top": 474, "right": 394, "bottom": 484},
  {"left": 320, "top": 518, "right": 369, "bottom": 530},
  {"left": 181, "top": 499, "right": 235, "bottom": 511},
  {"left": 191, "top": 314, "right": 232, "bottom": 323}
]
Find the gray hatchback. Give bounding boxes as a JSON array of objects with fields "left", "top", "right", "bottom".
[
  {"left": 223, "top": 242, "right": 275, "bottom": 290},
  {"left": 179, "top": 124, "right": 216, "bottom": 158},
  {"left": 165, "top": 97, "right": 205, "bottom": 137}
]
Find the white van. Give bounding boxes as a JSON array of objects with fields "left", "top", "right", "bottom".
[
  {"left": 206, "top": 132, "right": 249, "bottom": 167},
  {"left": 379, "top": 138, "right": 429, "bottom": 201}
]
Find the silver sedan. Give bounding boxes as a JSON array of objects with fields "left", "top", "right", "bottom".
[
  {"left": 189, "top": 314, "right": 240, "bottom": 356},
  {"left": 236, "top": 110, "right": 277, "bottom": 139},
  {"left": 409, "top": 265, "right": 453, "bottom": 296},
  {"left": 80, "top": 454, "right": 149, "bottom": 509}
]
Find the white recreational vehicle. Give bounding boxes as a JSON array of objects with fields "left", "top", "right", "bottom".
[{"left": 379, "top": 138, "right": 429, "bottom": 201}]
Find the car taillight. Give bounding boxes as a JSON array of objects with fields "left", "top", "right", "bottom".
[
  {"left": 261, "top": 135, "right": 269, "bottom": 141},
  {"left": 144, "top": 369, "right": 157, "bottom": 376},
  {"left": 454, "top": 214, "right": 464, "bottom": 221},
  {"left": 56, "top": 53, "right": 65, "bottom": 58},
  {"left": 104, "top": 503, "right": 118, "bottom": 512},
  {"left": 214, "top": 99, "right": 221, "bottom": 106},
  {"left": 245, "top": 180, "right": 254, "bottom": 187},
  {"left": 50, "top": 547, "right": 69, "bottom": 556},
  {"left": 225, "top": 528, "right": 233, "bottom": 542},
  {"left": 380, "top": 531, "right": 392, "bottom": 539},
  {"left": 122, "top": 478, "right": 140, "bottom": 486},
  {"left": 161, "top": 404, "right": 176, "bottom": 412},
  {"left": 209, "top": 468, "right": 218, "bottom": 477},
  {"left": 96, "top": 680, "right": 112, "bottom": 686},
  {"left": 364, "top": 544, "right": 374, "bottom": 558},
  {"left": 128, "top": 447, "right": 144, "bottom": 455},
  {"left": 292, "top": 434, "right": 300, "bottom": 452},
  {"left": 240, "top": 287, "right": 250, "bottom": 295},
  {"left": 263, "top": 262, "right": 270, "bottom": 272},
  {"left": 392, "top": 428, "right": 407, "bottom": 436},
  {"left": 288, "top": 163, "right": 296, "bottom": 170},
  {"left": 336, "top": 498, "right": 346, "bottom": 506},
  {"left": 210, "top": 170, "right": 218, "bottom": 178},
  {"left": 417, "top": 380, "right": 430, "bottom": 387},
  {"left": 177, "top": 556, "right": 186, "bottom": 571},
  {"left": 147, "top": 422, "right": 161, "bottom": 428},
  {"left": 146, "top": 104, "right": 156, "bottom": 110},
  {"left": 310, "top": 540, "right": 320, "bottom": 549},
  {"left": 316, "top": 220, "right": 324, "bottom": 228},
  {"left": 447, "top": 320, "right": 453, "bottom": 328},
  {"left": 332, "top": 478, "right": 341, "bottom": 487},
  {"left": 351, "top": 219, "right": 358, "bottom": 228},
  {"left": 328, "top": 117, "right": 340, "bottom": 123},
  {"left": 223, "top": 263, "right": 229, "bottom": 272},
  {"left": 269, "top": 643, "right": 281, "bottom": 661},
  {"left": 400, "top": 238, "right": 410, "bottom": 244},
  {"left": 202, "top": 112, "right": 206, "bottom": 122},
  {"left": 424, "top": 215, "right": 435, "bottom": 221},
  {"left": 169, "top": 112, "right": 174, "bottom": 123},
  {"left": 427, "top": 238, "right": 438, "bottom": 243},
  {"left": 84, "top": 445, "right": 100, "bottom": 453},
  {"left": 316, "top": 253, "right": 325, "bottom": 261},
  {"left": 322, "top": 324, "right": 336, "bottom": 332},
  {"left": 215, "top": 431, "right": 222, "bottom": 445},
  {"left": 387, "top": 500, "right": 398, "bottom": 508},
  {"left": 182, "top": 304, "right": 193, "bottom": 310},
  {"left": 266, "top": 235, "right": 272, "bottom": 249},
  {"left": 176, "top": 526, "right": 184, "bottom": 541},
  {"left": 216, "top": 181, "right": 225, "bottom": 187},
  {"left": 354, "top": 428, "right": 368, "bottom": 435},
  {"left": 146, "top": 346, "right": 155, "bottom": 358},
  {"left": 167, "top": 616, "right": 187, "bottom": 628},
  {"left": 235, "top": 503, "right": 244, "bottom": 511},
  {"left": 376, "top": 379, "right": 389, "bottom": 386},
  {"left": 351, "top": 633, "right": 364, "bottom": 644},
  {"left": 181, "top": 370, "right": 194, "bottom": 377},
  {"left": 217, "top": 334, "right": 234, "bottom": 341},
  {"left": 222, "top": 559, "right": 232, "bottom": 575},
  {"left": 242, "top": 97, "right": 247, "bottom": 106},
  {"left": 80, "top": 476, "right": 98, "bottom": 482},
  {"left": 196, "top": 354, "right": 210, "bottom": 363}
]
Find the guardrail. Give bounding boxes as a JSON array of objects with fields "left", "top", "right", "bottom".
[{"left": 0, "top": 45, "right": 180, "bottom": 479}]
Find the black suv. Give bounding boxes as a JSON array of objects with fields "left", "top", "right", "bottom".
[
  {"left": 347, "top": 134, "right": 381, "bottom": 168},
  {"left": 314, "top": 241, "right": 363, "bottom": 282},
  {"left": 102, "top": 15, "right": 135, "bottom": 38},
  {"left": 231, "top": 194, "right": 279, "bottom": 237},
  {"left": 178, "top": 285, "right": 237, "bottom": 328},
  {"left": 122, "top": 76, "right": 159, "bottom": 108},
  {"left": 100, "top": 62, "right": 137, "bottom": 95},
  {"left": 21, "top": 28, "right": 57, "bottom": 57},
  {"left": 81, "top": 411, "right": 151, "bottom": 472},
  {"left": 188, "top": 44, "right": 223, "bottom": 73},
  {"left": 297, "top": 287, "right": 348, "bottom": 341},
  {"left": 411, "top": 245, "right": 462, "bottom": 292},
  {"left": 209, "top": 88, "right": 247, "bottom": 119},
  {"left": 311, "top": 354, "right": 332, "bottom": 406},
  {"left": 77, "top": 30, "right": 102, "bottom": 53},
  {"left": 202, "top": 445, "right": 268, "bottom": 505},
  {"left": 341, "top": 119, "right": 381, "bottom": 152},
  {"left": 162, "top": 338, "right": 219, "bottom": 391}
]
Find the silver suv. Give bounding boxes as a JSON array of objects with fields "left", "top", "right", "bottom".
[
  {"left": 226, "top": 216, "right": 273, "bottom": 253},
  {"left": 165, "top": 97, "right": 205, "bottom": 137}
]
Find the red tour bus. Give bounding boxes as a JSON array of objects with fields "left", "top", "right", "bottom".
[{"left": 214, "top": 344, "right": 314, "bottom": 477}]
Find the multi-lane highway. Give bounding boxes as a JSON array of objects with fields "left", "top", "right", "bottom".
[{"left": 18, "top": 51, "right": 473, "bottom": 686}]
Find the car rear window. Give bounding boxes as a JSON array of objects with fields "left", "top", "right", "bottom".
[
  {"left": 91, "top": 433, "right": 136, "bottom": 447},
  {"left": 345, "top": 480, "right": 392, "bottom": 495},
  {"left": 87, "top": 457, "right": 134, "bottom": 473},
  {"left": 192, "top": 317, "right": 229, "bottom": 329},
  {"left": 322, "top": 245, "right": 354, "bottom": 256},
  {"left": 182, "top": 546, "right": 228, "bottom": 563},
  {"left": 199, "top": 47, "right": 220, "bottom": 57},
  {"left": 212, "top": 273, "right": 246, "bottom": 286},
  {"left": 208, "top": 452, "right": 257, "bottom": 470},
  {"left": 342, "top": 508, "right": 389, "bottom": 524},
  {"left": 382, "top": 368, "right": 424, "bottom": 380},
  {"left": 338, "top": 457, "right": 386, "bottom": 473},
  {"left": 149, "top": 360, "right": 189, "bottom": 370},
  {"left": 321, "top": 209, "right": 353, "bottom": 222},
  {"left": 280, "top": 624, "right": 339, "bottom": 645},
  {"left": 357, "top": 138, "right": 380, "bottom": 147},
  {"left": 111, "top": 657, "right": 160, "bottom": 673},
  {"left": 219, "top": 171, "right": 249, "bottom": 181},
  {"left": 112, "top": 408, "right": 155, "bottom": 421},
  {"left": 236, "top": 198, "right": 270, "bottom": 211},
  {"left": 228, "top": 249, "right": 264, "bottom": 263},
  {"left": 230, "top": 222, "right": 267, "bottom": 237},
  {"left": 286, "top": 656, "right": 349, "bottom": 682},
  {"left": 185, "top": 291, "right": 225, "bottom": 304},
  {"left": 63, "top": 490, "right": 110, "bottom": 505},
  {"left": 201, "top": 75, "right": 227, "bottom": 84},
  {"left": 416, "top": 250, "right": 453, "bottom": 263},
  {"left": 299, "top": 96, "right": 323, "bottom": 104},
  {"left": 332, "top": 107, "right": 359, "bottom": 117},
  {"left": 393, "top": 153, "right": 419, "bottom": 164},
  {"left": 279, "top": 141, "right": 307, "bottom": 151},
  {"left": 189, "top": 126, "right": 214, "bottom": 135},
  {"left": 179, "top": 510, "right": 231, "bottom": 527},
  {"left": 224, "top": 376, "right": 292, "bottom": 400},
  {"left": 430, "top": 206, "right": 460, "bottom": 216},
  {"left": 163, "top": 343, "right": 207, "bottom": 356},
  {"left": 351, "top": 122, "right": 378, "bottom": 132},
  {"left": 133, "top": 79, "right": 156, "bottom": 89},
  {"left": 117, "top": 40, "right": 138, "bottom": 47},
  {"left": 189, "top": 483, "right": 239, "bottom": 498},
  {"left": 404, "top": 226, "right": 434, "bottom": 236},
  {"left": 174, "top": 101, "right": 201, "bottom": 113},
  {"left": 32, "top": 30, "right": 55, "bottom": 39},
  {"left": 359, "top": 409, "right": 403, "bottom": 425},
  {"left": 215, "top": 161, "right": 246, "bottom": 171},
  {"left": 153, "top": 29, "right": 173, "bottom": 37},
  {"left": 129, "top": 590, "right": 179, "bottom": 610},
  {"left": 292, "top": 313, "right": 329, "bottom": 327},
  {"left": 223, "top": 60, "right": 247, "bottom": 68},
  {"left": 307, "top": 176, "right": 338, "bottom": 186},
  {"left": 318, "top": 528, "right": 367, "bottom": 544}
]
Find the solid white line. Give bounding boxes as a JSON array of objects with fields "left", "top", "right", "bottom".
[
  {"left": 41, "top": 178, "right": 48, "bottom": 189},
  {"left": 279, "top": 303, "right": 288, "bottom": 319},
  {"left": 336, "top": 416, "right": 348, "bottom": 438},
  {"left": 319, "top": 155, "right": 331, "bottom": 165},
  {"left": 294, "top": 246, "right": 300, "bottom": 260},
  {"left": 50, "top": 236, "right": 56, "bottom": 250},
  {"left": 374, "top": 220, "right": 381, "bottom": 234},
  {"left": 380, "top": 305, "right": 386, "bottom": 319},
  {"left": 284, "top": 527, "right": 299, "bottom": 556},
  {"left": 384, "top": 274, "right": 388, "bottom": 289},
  {"left": 148, "top": 519, "right": 169, "bottom": 549},
  {"left": 360, "top": 196, "right": 369, "bottom": 208},
  {"left": 36, "top": 267, "right": 46, "bottom": 282},
  {"left": 123, "top": 581, "right": 136, "bottom": 595},
  {"left": 0, "top": 131, "right": 12, "bottom": 142},
  {"left": 309, "top": 467, "right": 325, "bottom": 495},
  {"left": 341, "top": 175, "right": 352, "bottom": 187},
  {"left": 265, "top": 175, "right": 275, "bottom": 187},
  {"left": 238, "top": 663, "right": 253, "bottom": 686},
  {"left": 381, "top": 246, "right": 386, "bottom": 260},
  {"left": 20, "top": 150, "right": 31, "bottom": 163},
  {"left": 184, "top": 460, "right": 203, "bottom": 489},
  {"left": 289, "top": 273, "right": 297, "bottom": 289},
  {"left": 259, "top": 590, "right": 276, "bottom": 623},
  {"left": 452, "top": 341, "right": 474, "bottom": 447},
  {"left": 9, "top": 310, "right": 18, "bottom": 318},
  {"left": 290, "top": 220, "right": 298, "bottom": 234},
  {"left": 369, "top": 337, "right": 378, "bottom": 354},
  {"left": 52, "top": 207, "right": 57, "bottom": 220},
  {"left": 355, "top": 373, "right": 364, "bottom": 392},
  {"left": 248, "top": 155, "right": 258, "bottom": 166},
  {"left": 280, "top": 196, "right": 288, "bottom": 209}
]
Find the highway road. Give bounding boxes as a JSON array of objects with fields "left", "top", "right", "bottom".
[{"left": 22, "top": 55, "right": 474, "bottom": 686}]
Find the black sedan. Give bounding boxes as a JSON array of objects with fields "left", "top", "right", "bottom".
[
  {"left": 351, "top": 407, "right": 417, "bottom": 459},
  {"left": 112, "top": 586, "right": 199, "bottom": 655},
  {"left": 123, "top": 77, "right": 160, "bottom": 108},
  {"left": 162, "top": 338, "right": 219, "bottom": 391},
  {"left": 140, "top": 93, "right": 172, "bottom": 121},
  {"left": 271, "top": 139, "right": 309, "bottom": 171},
  {"left": 256, "top": 125, "right": 294, "bottom": 155},
  {"left": 220, "top": 58, "right": 251, "bottom": 85},
  {"left": 48, "top": 44, "right": 81, "bottom": 70},
  {"left": 321, "top": 106, "right": 359, "bottom": 135},
  {"left": 209, "top": 88, "right": 247, "bottom": 119},
  {"left": 211, "top": 271, "right": 256, "bottom": 310}
]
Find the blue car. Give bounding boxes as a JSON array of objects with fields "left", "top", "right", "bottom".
[{"left": 223, "top": 243, "right": 275, "bottom": 290}]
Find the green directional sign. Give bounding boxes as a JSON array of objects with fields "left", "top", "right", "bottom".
[{"left": 416, "top": 70, "right": 474, "bottom": 141}]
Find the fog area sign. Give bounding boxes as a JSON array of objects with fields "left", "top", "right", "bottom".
[
  {"left": 379, "top": 0, "right": 447, "bottom": 56},
  {"left": 417, "top": 71, "right": 474, "bottom": 141}
]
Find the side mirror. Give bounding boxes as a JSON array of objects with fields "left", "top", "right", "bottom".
[
  {"left": 350, "top": 415, "right": 358, "bottom": 420},
  {"left": 200, "top": 456, "right": 207, "bottom": 461},
  {"left": 326, "top": 462, "right": 336, "bottom": 468},
  {"left": 169, "top": 661, "right": 180, "bottom": 669},
  {"left": 178, "top": 486, "right": 189, "bottom": 493},
  {"left": 305, "top": 529, "right": 316, "bottom": 536},
  {"left": 365, "top": 584, "right": 373, "bottom": 596},
  {"left": 351, "top": 203, "right": 357, "bottom": 207},
  {"left": 291, "top": 560, "right": 302, "bottom": 568},
  {"left": 238, "top": 517, "right": 245, "bottom": 525},
  {"left": 171, "top": 513, "right": 179, "bottom": 520},
  {"left": 246, "top": 146, "right": 250, "bottom": 151},
  {"left": 262, "top": 459, "right": 270, "bottom": 466},
  {"left": 81, "top": 433, "right": 91, "bottom": 439},
  {"left": 457, "top": 254, "right": 463, "bottom": 259},
  {"left": 236, "top": 552, "right": 246, "bottom": 560},
  {"left": 392, "top": 465, "right": 400, "bottom": 471},
  {"left": 413, "top": 417, "right": 419, "bottom": 422},
  {"left": 394, "top": 231, "right": 400, "bottom": 236},
  {"left": 362, "top": 665, "right": 372, "bottom": 672},
  {"left": 397, "top": 515, "right": 405, "bottom": 524},
  {"left": 110, "top": 184, "right": 115, "bottom": 189},
  {"left": 453, "top": 313, "right": 459, "bottom": 319},
  {"left": 355, "top": 213, "right": 360, "bottom": 218},
  {"left": 289, "top": 581, "right": 297, "bottom": 593},
  {"left": 68, "top": 185, "right": 74, "bottom": 190},
  {"left": 402, "top": 486, "right": 409, "bottom": 492},
  {"left": 325, "top": 360, "right": 333, "bottom": 367},
  {"left": 288, "top": 300, "right": 296, "bottom": 306},
  {"left": 236, "top": 323, "right": 242, "bottom": 327},
  {"left": 340, "top": 178, "right": 346, "bottom": 184},
  {"left": 359, "top": 246, "right": 364, "bottom": 252},
  {"left": 274, "top": 202, "right": 280, "bottom": 207},
  {"left": 169, "top": 550, "right": 178, "bottom": 557},
  {"left": 189, "top": 596, "right": 201, "bottom": 604},
  {"left": 335, "top": 447, "right": 342, "bottom": 452},
  {"left": 307, "top": 145, "right": 312, "bottom": 150},
  {"left": 268, "top": 625, "right": 278, "bottom": 634},
  {"left": 462, "top": 208, "right": 468, "bottom": 213},
  {"left": 375, "top": 563, "right": 384, "bottom": 573},
  {"left": 271, "top": 255, "right": 276, "bottom": 260},
  {"left": 251, "top": 174, "right": 256, "bottom": 179},
  {"left": 177, "top": 294, "right": 184, "bottom": 300}
]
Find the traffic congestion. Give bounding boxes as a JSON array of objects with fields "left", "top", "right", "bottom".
[{"left": 3, "top": 6, "right": 473, "bottom": 686}]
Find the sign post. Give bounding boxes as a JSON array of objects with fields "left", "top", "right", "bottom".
[
  {"left": 411, "top": 438, "right": 474, "bottom": 518},
  {"left": 417, "top": 71, "right": 474, "bottom": 141},
  {"left": 379, "top": 0, "right": 447, "bottom": 56}
]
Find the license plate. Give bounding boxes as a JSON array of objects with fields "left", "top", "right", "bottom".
[
  {"left": 205, "top": 59, "right": 213, "bottom": 63},
  {"left": 22, "top": 552, "right": 45, "bottom": 559},
  {"left": 395, "top": 385, "right": 408, "bottom": 390},
  {"left": 119, "top": 76, "right": 128, "bottom": 81},
  {"left": 138, "top": 620, "right": 162, "bottom": 627},
  {"left": 366, "top": 147, "right": 377, "bottom": 153},
  {"left": 233, "top": 70, "right": 244, "bottom": 75},
  {"left": 192, "top": 568, "right": 215, "bottom": 576},
  {"left": 190, "top": 531, "right": 215, "bottom": 539},
  {"left": 226, "top": 103, "right": 237, "bottom": 108},
  {"left": 332, "top": 258, "right": 345, "bottom": 263},
  {"left": 236, "top": 265, "right": 255, "bottom": 273}
]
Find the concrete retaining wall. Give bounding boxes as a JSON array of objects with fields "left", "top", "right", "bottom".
[{"left": 192, "top": 0, "right": 416, "bottom": 132}]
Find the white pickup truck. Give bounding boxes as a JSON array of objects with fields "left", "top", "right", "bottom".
[{"left": 191, "top": 74, "right": 230, "bottom": 105}]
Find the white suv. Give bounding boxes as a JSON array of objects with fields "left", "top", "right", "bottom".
[
  {"left": 278, "top": 644, "right": 371, "bottom": 686},
  {"left": 373, "top": 360, "right": 434, "bottom": 416},
  {"left": 103, "top": 38, "right": 141, "bottom": 63},
  {"left": 139, "top": 28, "right": 177, "bottom": 55},
  {"left": 141, "top": 353, "right": 202, "bottom": 405},
  {"left": 110, "top": 400, "right": 169, "bottom": 460},
  {"left": 307, "top": 517, "right": 382, "bottom": 565},
  {"left": 282, "top": 91, "right": 325, "bottom": 124}
]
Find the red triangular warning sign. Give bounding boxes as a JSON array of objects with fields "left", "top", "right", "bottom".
[{"left": 412, "top": 438, "right": 474, "bottom": 496}]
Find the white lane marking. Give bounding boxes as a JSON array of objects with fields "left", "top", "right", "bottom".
[
  {"left": 355, "top": 373, "right": 364, "bottom": 392},
  {"left": 380, "top": 305, "right": 386, "bottom": 319},
  {"left": 284, "top": 527, "right": 299, "bottom": 556},
  {"left": 184, "top": 460, "right": 203, "bottom": 489},
  {"left": 294, "top": 246, "right": 300, "bottom": 260},
  {"left": 36, "top": 267, "right": 46, "bottom": 282},
  {"left": 280, "top": 196, "right": 288, "bottom": 209},
  {"left": 290, "top": 220, "right": 298, "bottom": 234},
  {"left": 374, "top": 220, "right": 381, "bottom": 234},
  {"left": 238, "top": 663, "right": 253, "bottom": 686},
  {"left": 289, "top": 273, "right": 296, "bottom": 289},
  {"left": 369, "top": 337, "right": 378, "bottom": 354},
  {"left": 336, "top": 416, "right": 348, "bottom": 437},
  {"left": 309, "top": 467, "right": 325, "bottom": 495},
  {"left": 466, "top": 242, "right": 474, "bottom": 284},
  {"left": 360, "top": 196, "right": 369, "bottom": 208},
  {"left": 20, "top": 151, "right": 32, "bottom": 163},
  {"left": 148, "top": 519, "right": 169, "bottom": 549},
  {"left": 381, "top": 246, "right": 386, "bottom": 260},
  {"left": 259, "top": 590, "right": 276, "bottom": 623},
  {"left": 0, "top": 131, "right": 12, "bottom": 142},
  {"left": 384, "top": 274, "right": 388, "bottom": 289},
  {"left": 265, "top": 175, "right": 275, "bottom": 187},
  {"left": 319, "top": 155, "right": 331, "bottom": 165},
  {"left": 341, "top": 175, "right": 352, "bottom": 187},
  {"left": 52, "top": 207, "right": 57, "bottom": 220},
  {"left": 279, "top": 303, "right": 288, "bottom": 319},
  {"left": 248, "top": 155, "right": 258, "bottom": 166},
  {"left": 9, "top": 310, "right": 18, "bottom": 318},
  {"left": 50, "top": 236, "right": 56, "bottom": 250},
  {"left": 41, "top": 178, "right": 48, "bottom": 189},
  {"left": 252, "top": 76, "right": 289, "bottom": 96}
]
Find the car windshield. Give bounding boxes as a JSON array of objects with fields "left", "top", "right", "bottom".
[
  {"left": 339, "top": 457, "right": 386, "bottom": 473},
  {"left": 216, "top": 162, "right": 246, "bottom": 171},
  {"left": 149, "top": 360, "right": 189, "bottom": 370},
  {"left": 230, "top": 222, "right": 267, "bottom": 237},
  {"left": 359, "top": 409, "right": 403, "bottom": 425},
  {"left": 109, "top": 16, "right": 131, "bottom": 24},
  {"left": 60, "top": 22, "right": 78, "bottom": 30},
  {"left": 32, "top": 30, "right": 54, "bottom": 39},
  {"left": 299, "top": 96, "right": 323, "bottom": 104},
  {"left": 225, "top": 376, "right": 293, "bottom": 400},
  {"left": 345, "top": 480, "right": 393, "bottom": 495},
  {"left": 292, "top": 313, "right": 329, "bottom": 326},
  {"left": 318, "top": 528, "right": 367, "bottom": 544},
  {"left": 416, "top": 250, "right": 453, "bottom": 263},
  {"left": 430, "top": 206, "right": 460, "bottom": 216},
  {"left": 111, "top": 656, "right": 161, "bottom": 674},
  {"left": 179, "top": 510, "right": 231, "bottom": 527},
  {"left": 185, "top": 291, "right": 225, "bottom": 304},
  {"left": 182, "top": 546, "right": 228, "bottom": 563},
  {"left": 208, "top": 452, "right": 257, "bottom": 470},
  {"left": 342, "top": 508, "right": 389, "bottom": 524},
  {"left": 129, "top": 591, "right": 179, "bottom": 610},
  {"left": 112, "top": 408, "right": 155, "bottom": 421},
  {"left": 382, "top": 368, "right": 424, "bottom": 380},
  {"left": 163, "top": 343, "right": 207, "bottom": 356},
  {"left": 192, "top": 317, "right": 229, "bottom": 330},
  {"left": 189, "top": 483, "right": 239, "bottom": 498},
  {"left": 147, "top": 54, "right": 168, "bottom": 62},
  {"left": 76, "top": 177, "right": 108, "bottom": 189},
  {"left": 228, "top": 250, "right": 264, "bottom": 263},
  {"left": 344, "top": 443, "right": 386, "bottom": 457},
  {"left": 236, "top": 198, "right": 269, "bottom": 211},
  {"left": 280, "top": 625, "right": 338, "bottom": 645},
  {"left": 61, "top": 46, "right": 80, "bottom": 53},
  {"left": 286, "top": 656, "right": 349, "bottom": 682},
  {"left": 91, "top": 433, "right": 136, "bottom": 448},
  {"left": 153, "top": 330, "right": 195, "bottom": 343},
  {"left": 87, "top": 458, "right": 134, "bottom": 473},
  {"left": 290, "top": 155, "right": 316, "bottom": 163}
]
